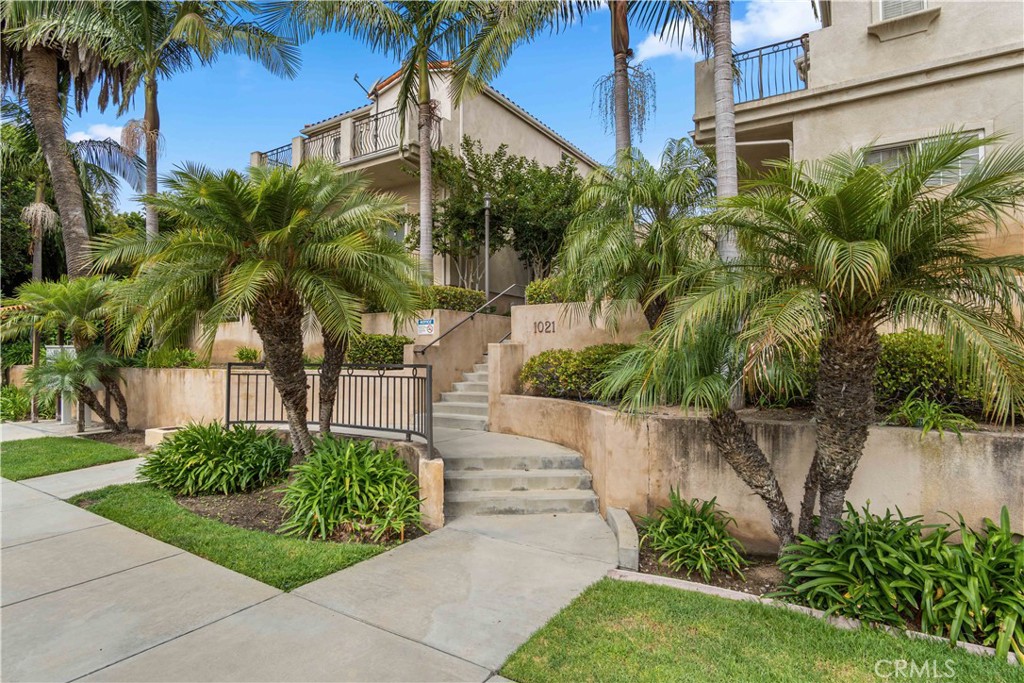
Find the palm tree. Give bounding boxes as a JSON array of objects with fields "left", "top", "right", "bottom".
[
  {"left": 24, "top": 347, "right": 124, "bottom": 432},
  {"left": 94, "top": 160, "right": 419, "bottom": 457},
  {"left": 640, "top": 132, "right": 1024, "bottom": 543},
  {"left": 1, "top": 276, "right": 130, "bottom": 431},
  {"left": 559, "top": 138, "right": 716, "bottom": 329},
  {"left": 103, "top": 1, "right": 299, "bottom": 240},
  {"left": 1, "top": 1, "right": 132, "bottom": 276}
]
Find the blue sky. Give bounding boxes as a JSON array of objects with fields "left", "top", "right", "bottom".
[{"left": 65, "top": 0, "right": 820, "bottom": 212}]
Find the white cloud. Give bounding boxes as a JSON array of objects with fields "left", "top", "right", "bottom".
[
  {"left": 68, "top": 123, "right": 123, "bottom": 143},
  {"left": 634, "top": 0, "right": 820, "bottom": 63}
]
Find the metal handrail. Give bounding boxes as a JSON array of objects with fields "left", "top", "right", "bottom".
[
  {"left": 415, "top": 283, "right": 520, "bottom": 355},
  {"left": 732, "top": 35, "right": 808, "bottom": 105}
]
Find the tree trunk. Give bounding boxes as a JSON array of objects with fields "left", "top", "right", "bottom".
[
  {"left": 100, "top": 377, "right": 129, "bottom": 432},
  {"left": 75, "top": 384, "right": 119, "bottom": 432},
  {"left": 797, "top": 449, "right": 820, "bottom": 536},
  {"left": 611, "top": 0, "right": 632, "bottom": 153},
  {"left": 22, "top": 47, "right": 92, "bottom": 277},
  {"left": 643, "top": 293, "right": 666, "bottom": 329},
  {"left": 251, "top": 290, "right": 314, "bottom": 459},
  {"left": 417, "top": 57, "right": 434, "bottom": 282},
  {"left": 144, "top": 77, "right": 160, "bottom": 240},
  {"left": 813, "top": 318, "right": 880, "bottom": 540},
  {"left": 712, "top": 0, "right": 739, "bottom": 257},
  {"left": 318, "top": 333, "right": 348, "bottom": 436},
  {"left": 30, "top": 180, "right": 44, "bottom": 423},
  {"left": 707, "top": 408, "right": 795, "bottom": 551}
]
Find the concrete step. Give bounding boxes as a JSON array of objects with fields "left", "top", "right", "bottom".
[
  {"left": 462, "top": 371, "right": 489, "bottom": 383},
  {"left": 444, "top": 469, "right": 592, "bottom": 492},
  {"left": 433, "top": 414, "right": 488, "bottom": 431},
  {"left": 440, "top": 391, "right": 488, "bottom": 404},
  {"left": 433, "top": 402, "right": 489, "bottom": 417},
  {"left": 473, "top": 363, "right": 489, "bottom": 373},
  {"left": 443, "top": 451, "right": 585, "bottom": 472},
  {"left": 454, "top": 381, "right": 489, "bottom": 393},
  {"left": 444, "top": 489, "right": 599, "bottom": 516}
]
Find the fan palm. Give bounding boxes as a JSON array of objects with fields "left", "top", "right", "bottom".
[
  {"left": 1, "top": 276, "right": 130, "bottom": 431},
  {"left": 1, "top": 1, "right": 133, "bottom": 276},
  {"left": 102, "top": 1, "right": 299, "bottom": 240},
  {"left": 23, "top": 347, "right": 124, "bottom": 432},
  {"left": 644, "top": 131, "right": 1024, "bottom": 543},
  {"left": 93, "top": 160, "right": 419, "bottom": 456},
  {"left": 559, "top": 138, "right": 716, "bottom": 329}
]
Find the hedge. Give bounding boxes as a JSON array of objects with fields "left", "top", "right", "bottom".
[
  {"left": 346, "top": 334, "right": 413, "bottom": 365},
  {"left": 524, "top": 276, "right": 575, "bottom": 305},
  {"left": 424, "top": 285, "right": 486, "bottom": 312},
  {"left": 520, "top": 344, "right": 631, "bottom": 401}
]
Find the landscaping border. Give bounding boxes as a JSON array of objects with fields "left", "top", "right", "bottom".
[{"left": 606, "top": 568, "right": 1020, "bottom": 666}]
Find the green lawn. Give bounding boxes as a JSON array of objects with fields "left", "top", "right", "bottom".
[
  {"left": 503, "top": 579, "right": 1020, "bottom": 683},
  {"left": 0, "top": 437, "right": 138, "bottom": 480},
  {"left": 71, "top": 483, "right": 384, "bottom": 591}
]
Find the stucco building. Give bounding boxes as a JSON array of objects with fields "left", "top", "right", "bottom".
[
  {"left": 692, "top": 0, "right": 1024, "bottom": 257},
  {"left": 252, "top": 64, "right": 598, "bottom": 305}
]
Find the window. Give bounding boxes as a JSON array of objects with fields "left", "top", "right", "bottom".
[
  {"left": 865, "top": 131, "right": 983, "bottom": 186},
  {"left": 880, "top": 0, "right": 926, "bottom": 21}
]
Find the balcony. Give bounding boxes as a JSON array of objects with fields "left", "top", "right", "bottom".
[
  {"left": 352, "top": 108, "right": 401, "bottom": 158},
  {"left": 733, "top": 36, "right": 809, "bottom": 105},
  {"left": 260, "top": 143, "right": 292, "bottom": 168}
]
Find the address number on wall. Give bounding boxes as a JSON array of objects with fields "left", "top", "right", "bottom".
[{"left": 532, "top": 321, "right": 556, "bottom": 334}]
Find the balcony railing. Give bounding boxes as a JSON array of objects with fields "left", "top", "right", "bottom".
[
  {"left": 353, "top": 108, "right": 401, "bottom": 158},
  {"left": 304, "top": 127, "right": 343, "bottom": 164},
  {"left": 262, "top": 143, "right": 292, "bottom": 167},
  {"left": 733, "top": 36, "right": 808, "bottom": 105}
]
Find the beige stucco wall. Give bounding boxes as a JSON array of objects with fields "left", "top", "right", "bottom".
[
  {"left": 198, "top": 318, "right": 326, "bottom": 364},
  {"left": 488, "top": 391, "right": 1024, "bottom": 554},
  {"left": 509, "top": 303, "right": 650, "bottom": 360}
]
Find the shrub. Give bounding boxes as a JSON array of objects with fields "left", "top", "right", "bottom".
[
  {"left": 302, "top": 353, "right": 323, "bottom": 367},
  {"left": 519, "top": 344, "right": 631, "bottom": 401},
  {"left": 234, "top": 346, "right": 261, "bottom": 363},
  {"left": 0, "top": 385, "right": 30, "bottom": 422},
  {"left": 139, "top": 422, "right": 291, "bottom": 495},
  {"left": 875, "top": 330, "right": 978, "bottom": 412},
  {"left": 525, "top": 276, "right": 573, "bottom": 305},
  {"left": 425, "top": 285, "right": 486, "bottom": 312},
  {"left": 1, "top": 338, "right": 33, "bottom": 370},
  {"left": 640, "top": 492, "right": 746, "bottom": 582},
  {"left": 775, "top": 504, "right": 1023, "bottom": 659},
  {"left": 885, "top": 390, "right": 977, "bottom": 439},
  {"left": 346, "top": 334, "right": 412, "bottom": 365},
  {"left": 279, "top": 437, "right": 421, "bottom": 542},
  {"left": 138, "top": 347, "right": 205, "bottom": 369}
]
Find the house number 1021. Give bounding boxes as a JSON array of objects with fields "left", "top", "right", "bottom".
[{"left": 533, "top": 321, "right": 556, "bottom": 333}]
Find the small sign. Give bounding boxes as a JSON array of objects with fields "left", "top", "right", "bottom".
[{"left": 417, "top": 318, "right": 436, "bottom": 335}]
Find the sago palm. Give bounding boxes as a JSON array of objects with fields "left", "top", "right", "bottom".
[
  {"left": 94, "top": 160, "right": 419, "bottom": 456},
  {"left": 559, "top": 138, "right": 716, "bottom": 329},
  {"left": 23, "top": 347, "right": 123, "bottom": 432},
  {"left": 102, "top": 1, "right": 299, "bottom": 239},
  {"left": 653, "top": 131, "right": 1024, "bottom": 542}
]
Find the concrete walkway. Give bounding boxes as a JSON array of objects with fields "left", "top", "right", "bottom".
[
  {"left": 0, "top": 419, "right": 110, "bottom": 442},
  {"left": 0, "top": 428, "right": 617, "bottom": 682}
]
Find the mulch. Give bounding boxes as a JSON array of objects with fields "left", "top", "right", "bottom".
[
  {"left": 638, "top": 546, "right": 784, "bottom": 596},
  {"left": 81, "top": 430, "right": 152, "bottom": 455}
]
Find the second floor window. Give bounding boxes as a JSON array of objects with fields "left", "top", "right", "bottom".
[
  {"left": 865, "top": 130, "right": 983, "bottom": 186},
  {"left": 880, "top": 0, "right": 926, "bottom": 21}
]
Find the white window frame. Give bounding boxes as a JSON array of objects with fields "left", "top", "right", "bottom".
[
  {"left": 879, "top": 0, "right": 927, "bottom": 22},
  {"left": 865, "top": 130, "right": 984, "bottom": 187}
]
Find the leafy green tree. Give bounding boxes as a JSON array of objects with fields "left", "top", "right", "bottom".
[
  {"left": 94, "top": 160, "right": 420, "bottom": 456},
  {"left": 506, "top": 156, "right": 584, "bottom": 279},
  {"left": 104, "top": 1, "right": 299, "bottom": 240},
  {"left": 610, "top": 133, "right": 1024, "bottom": 546},
  {"left": 559, "top": 138, "right": 716, "bottom": 329}
]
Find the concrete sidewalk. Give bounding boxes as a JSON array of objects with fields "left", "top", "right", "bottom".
[{"left": 0, "top": 429, "right": 617, "bottom": 682}]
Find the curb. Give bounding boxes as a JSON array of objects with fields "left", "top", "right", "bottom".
[
  {"left": 605, "top": 507, "right": 639, "bottom": 571},
  {"left": 607, "top": 568, "right": 1019, "bottom": 666}
]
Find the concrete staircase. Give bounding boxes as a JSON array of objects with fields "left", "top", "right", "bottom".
[{"left": 432, "top": 359, "right": 490, "bottom": 431}]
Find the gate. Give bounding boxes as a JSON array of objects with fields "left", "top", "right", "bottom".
[{"left": 225, "top": 363, "right": 433, "bottom": 455}]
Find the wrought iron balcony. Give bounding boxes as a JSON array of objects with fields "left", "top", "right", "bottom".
[
  {"left": 261, "top": 143, "right": 292, "bottom": 167},
  {"left": 352, "top": 108, "right": 401, "bottom": 158},
  {"left": 733, "top": 36, "right": 809, "bottom": 105},
  {"left": 304, "top": 127, "right": 343, "bottom": 164}
]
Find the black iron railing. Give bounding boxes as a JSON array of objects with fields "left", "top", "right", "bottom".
[
  {"left": 304, "top": 127, "right": 343, "bottom": 164},
  {"left": 733, "top": 36, "right": 808, "bottom": 105},
  {"left": 353, "top": 108, "right": 401, "bottom": 158},
  {"left": 263, "top": 143, "right": 292, "bottom": 168},
  {"left": 225, "top": 362, "right": 433, "bottom": 455}
]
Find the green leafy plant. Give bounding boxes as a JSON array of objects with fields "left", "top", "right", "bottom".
[
  {"left": 424, "top": 285, "right": 486, "bottom": 312},
  {"left": 346, "top": 334, "right": 412, "bottom": 365},
  {"left": 885, "top": 390, "right": 977, "bottom": 440},
  {"left": 876, "top": 330, "right": 980, "bottom": 412},
  {"left": 139, "top": 422, "right": 291, "bottom": 495},
  {"left": 640, "top": 492, "right": 746, "bottom": 582},
  {"left": 520, "top": 344, "right": 631, "bottom": 401},
  {"left": 234, "top": 346, "right": 261, "bottom": 363},
  {"left": 1, "top": 338, "right": 33, "bottom": 370},
  {"left": 279, "top": 437, "right": 421, "bottom": 543},
  {"left": 302, "top": 353, "right": 323, "bottom": 367},
  {"left": 136, "top": 347, "right": 205, "bottom": 369},
  {"left": 525, "top": 276, "right": 572, "bottom": 305},
  {"left": 0, "top": 384, "right": 30, "bottom": 421}
]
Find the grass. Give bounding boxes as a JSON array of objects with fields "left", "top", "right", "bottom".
[
  {"left": 0, "top": 437, "right": 138, "bottom": 480},
  {"left": 70, "top": 483, "right": 384, "bottom": 591},
  {"left": 502, "top": 579, "right": 1021, "bottom": 683}
]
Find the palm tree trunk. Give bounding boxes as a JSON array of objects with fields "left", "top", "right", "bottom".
[
  {"left": 100, "top": 377, "right": 129, "bottom": 431},
  {"left": 21, "top": 47, "right": 92, "bottom": 277},
  {"left": 317, "top": 333, "right": 348, "bottom": 435},
  {"left": 76, "top": 385, "right": 119, "bottom": 432},
  {"left": 712, "top": 0, "right": 739, "bottom": 258},
  {"left": 251, "top": 290, "right": 314, "bottom": 459},
  {"left": 797, "top": 449, "right": 820, "bottom": 536},
  {"left": 643, "top": 293, "right": 666, "bottom": 329},
  {"left": 144, "top": 77, "right": 160, "bottom": 240},
  {"left": 417, "top": 56, "right": 434, "bottom": 282},
  {"left": 610, "top": 0, "right": 632, "bottom": 153},
  {"left": 30, "top": 180, "right": 44, "bottom": 423},
  {"left": 707, "top": 408, "right": 795, "bottom": 552},
  {"left": 813, "top": 318, "right": 880, "bottom": 540}
]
